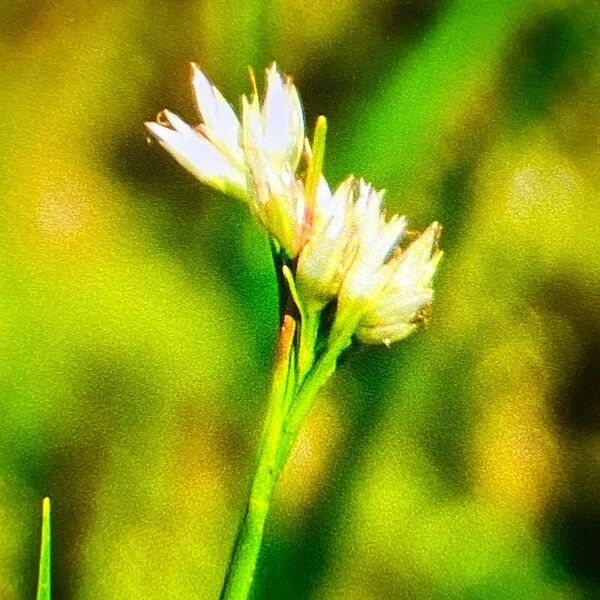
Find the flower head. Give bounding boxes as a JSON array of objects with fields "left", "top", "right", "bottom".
[
  {"left": 146, "top": 63, "right": 305, "bottom": 256},
  {"left": 342, "top": 221, "right": 442, "bottom": 346}
]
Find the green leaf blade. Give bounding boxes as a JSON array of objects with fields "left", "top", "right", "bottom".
[{"left": 36, "top": 497, "right": 51, "bottom": 600}]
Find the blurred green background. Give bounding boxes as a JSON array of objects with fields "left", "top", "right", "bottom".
[{"left": 1, "top": 0, "right": 599, "bottom": 598}]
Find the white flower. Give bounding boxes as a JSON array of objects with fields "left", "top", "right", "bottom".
[
  {"left": 146, "top": 63, "right": 306, "bottom": 256},
  {"left": 296, "top": 176, "right": 356, "bottom": 311},
  {"left": 145, "top": 65, "right": 248, "bottom": 200},
  {"left": 328, "top": 180, "right": 441, "bottom": 346},
  {"left": 240, "top": 65, "right": 305, "bottom": 256},
  {"left": 356, "top": 222, "right": 442, "bottom": 346},
  {"left": 297, "top": 177, "right": 442, "bottom": 346},
  {"left": 334, "top": 179, "right": 407, "bottom": 314}
]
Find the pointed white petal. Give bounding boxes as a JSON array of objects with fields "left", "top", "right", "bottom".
[
  {"left": 341, "top": 214, "right": 405, "bottom": 304},
  {"left": 241, "top": 94, "right": 264, "bottom": 157},
  {"left": 311, "top": 175, "right": 349, "bottom": 230},
  {"left": 368, "top": 215, "right": 407, "bottom": 268},
  {"left": 354, "top": 180, "right": 385, "bottom": 247},
  {"left": 314, "top": 176, "right": 333, "bottom": 218},
  {"left": 262, "top": 64, "right": 304, "bottom": 168},
  {"left": 284, "top": 80, "right": 305, "bottom": 168},
  {"left": 241, "top": 94, "right": 269, "bottom": 202},
  {"left": 257, "top": 171, "right": 302, "bottom": 257},
  {"left": 191, "top": 63, "right": 241, "bottom": 152},
  {"left": 393, "top": 222, "right": 441, "bottom": 286},
  {"left": 297, "top": 204, "right": 353, "bottom": 308},
  {"left": 145, "top": 121, "right": 247, "bottom": 195},
  {"left": 261, "top": 65, "right": 290, "bottom": 162},
  {"left": 160, "top": 109, "right": 196, "bottom": 134}
]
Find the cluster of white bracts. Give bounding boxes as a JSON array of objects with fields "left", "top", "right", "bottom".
[{"left": 146, "top": 64, "right": 441, "bottom": 346}]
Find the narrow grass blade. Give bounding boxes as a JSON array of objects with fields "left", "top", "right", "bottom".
[{"left": 36, "top": 497, "right": 51, "bottom": 600}]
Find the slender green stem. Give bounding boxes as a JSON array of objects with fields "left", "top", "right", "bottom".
[
  {"left": 280, "top": 264, "right": 319, "bottom": 387},
  {"left": 296, "top": 310, "right": 319, "bottom": 387},
  {"left": 275, "top": 333, "right": 352, "bottom": 477},
  {"left": 305, "top": 115, "right": 328, "bottom": 211},
  {"left": 219, "top": 316, "right": 297, "bottom": 600}
]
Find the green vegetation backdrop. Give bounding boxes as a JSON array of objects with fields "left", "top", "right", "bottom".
[{"left": 1, "top": 0, "right": 599, "bottom": 598}]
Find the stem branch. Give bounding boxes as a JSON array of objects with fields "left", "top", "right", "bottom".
[
  {"left": 275, "top": 333, "right": 351, "bottom": 476},
  {"left": 296, "top": 311, "right": 319, "bottom": 387}
]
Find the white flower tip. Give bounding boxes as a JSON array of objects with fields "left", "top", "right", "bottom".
[
  {"left": 191, "top": 64, "right": 209, "bottom": 96},
  {"left": 389, "top": 213, "right": 407, "bottom": 228},
  {"left": 430, "top": 249, "right": 444, "bottom": 273},
  {"left": 161, "top": 109, "right": 194, "bottom": 134},
  {"left": 153, "top": 109, "right": 179, "bottom": 128},
  {"left": 144, "top": 120, "right": 168, "bottom": 141},
  {"left": 412, "top": 221, "right": 442, "bottom": 253},
  {"left": 144, "top": 121, "right": 160, "bottom": 144},
  {"left": 191, "top": 63, "right": 213, "bottom": 99},
  {"left": 265, "top": 63, "right": 285, "bottom": 99},
  {"left": 265, "top": 62, "right": 278, "bottom": 81},
  {"left": 190, "top": 64, "right": 212, "bottom": 101},
  {"left": 266, "top": 62, "right": 287, "bottom": 85}
]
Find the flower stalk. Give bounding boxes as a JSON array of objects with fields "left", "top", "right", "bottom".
[
  {"left": 296, "top": 310, "right": 319, "bottom": 387},
  {"left": 219, "top": 316, "right": 296, "bottom": 600}
]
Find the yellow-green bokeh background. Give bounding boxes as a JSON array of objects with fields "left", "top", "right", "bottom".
[{"left": 1, "top": 1, "right": 599, "bottom": 598}]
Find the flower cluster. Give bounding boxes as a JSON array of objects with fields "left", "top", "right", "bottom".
[{"left": 146, "top": 64, "right": 441, "bottom": 346}]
